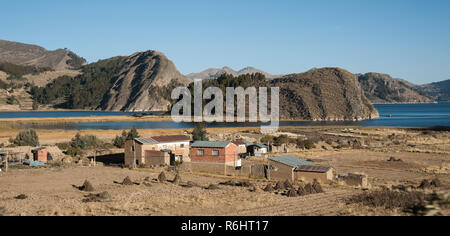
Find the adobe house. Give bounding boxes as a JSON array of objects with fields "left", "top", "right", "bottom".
[
  {"left": 32, "top": 147, "right": 48, "bottom": 162},
  {"left": 125, "top": 135, "right": 191, "bottom": 167},
  {"left": 190, "top": 141, "right": 240, "bottom": 175},
  {"left": 232, "top": 140, "right": 248, "bottom": 155},
  {"left": 294, "top": 165, "right": 335, "bottom": 183},
  {"left": 248, "top": 144, "right": 268, "bottom": 157}
]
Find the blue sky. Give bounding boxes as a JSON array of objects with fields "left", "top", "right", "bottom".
[{"left": 1, "top": 0, "right": 449, "bottom": 84}]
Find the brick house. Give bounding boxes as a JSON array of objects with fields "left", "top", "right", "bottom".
[
  {"left": 31, "top": 147, "right": 48, "bottom": 162},
  {"left": 268, "top": 155, "right": 334, "bottom": 182},
  {"left": 189, "top": 141, "right": 240, "bottom": 175},
  {"left": 125, "top": 135, "right": 190, "bottom": 167}
]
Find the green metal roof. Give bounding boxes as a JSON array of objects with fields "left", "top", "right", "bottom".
[
  {"left": 269, "top": 155, "right": 314, "bottom": 168},
  {"left": 191, "top": 141, "right": 231, "bottom": 148}
]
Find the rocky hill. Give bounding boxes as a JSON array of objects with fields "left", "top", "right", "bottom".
[
  {"left": 30, "top": 50, "right": 190, "bottom": 112},
  {"left": 272, "top": 68, "right": 379, "bottom": 121},
  {"left": 416, "top": 79, "right": 450, "bottom": 101},
  {"left": 100, "top": 51, "right": 190, "bottom": 112},
  {"left": 358, "top": 73, "right": 434, "bottom": 104},
  {"left": 187, "top": 66, "right": 278, "bottom": 80},
  {"left": 0, "top": 40, "right": 86, "bottom": 70}
]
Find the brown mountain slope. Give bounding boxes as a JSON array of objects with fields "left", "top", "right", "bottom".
[
  {"left": 358, "top": 73, "right": 434, "bottom": 104},
  {"left": 100, "top": 51, "right": 191, "bottom": 112},
  {"left": 272, "top": 68, "right": 379, "bottom": 121},
  {"left": 415, "top": 79, "right": 450, "bottom": 101},
  {"left": 0, "top": 40, "right": 86, "bottom": 70}
]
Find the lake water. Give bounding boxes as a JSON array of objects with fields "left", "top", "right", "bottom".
[{"left": 1, "top": 102, "right": 449, "bottom": 130}]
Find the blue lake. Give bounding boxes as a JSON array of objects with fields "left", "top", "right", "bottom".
[{"left": 1, "top": 102, "right": 449, "bottom": 130}]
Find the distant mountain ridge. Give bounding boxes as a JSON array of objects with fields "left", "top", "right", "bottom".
[
  {"left": 0, "top": 40, "right": 86, "bottom": 70},
  {"left": 186, "top": 66, "right": 279, "bottom": 80},
  {"left": 415, "top": 79, "right": 450, "bottom": 101},
  {"left": 358, "top": 72, "right": 435, "bottom": 104}
]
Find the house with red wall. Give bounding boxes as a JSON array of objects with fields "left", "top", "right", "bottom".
[{"left": 190, "top": 141, "right": 241, "bottom": 173}]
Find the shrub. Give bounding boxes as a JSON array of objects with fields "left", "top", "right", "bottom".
[
  {"left": 192, "top": 123, "right": 208, "bottom": 141},
  {"left": 6, "top": 96, "right": 18, "bottom": 105},
  {"left": 14, "top": 129, "right": 40, "bottom": 146},
  {"left": 70, "top": 133, "right": 102, "bottom": 150},
  {"left": 296, "top": 139, "right": 316, "bottom": 150},
  {"left": 66, "top": 147, "right": 82, "bottom": 157}
]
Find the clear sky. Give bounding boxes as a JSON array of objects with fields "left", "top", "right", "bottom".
[{"left": 1, "top": 0, "right": 449, "bottom": 84}]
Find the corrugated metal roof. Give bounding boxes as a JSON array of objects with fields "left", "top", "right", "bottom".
[
  {"left": 269, "top": 155, "right": 314, "bottom": 168},
  {"left": 251, "top": 143, "right": 267, "bottom": 149},
  {"left": 191, "top": 141, "right": 231, "bottom": 148},
  {"left": 151, "top": 135, "right": 190, "bottom": 143},
  {"left": 295, "top": 165, "right": 332, "bottom": 173},
  {"left": 134, "top": 137, "right": 158, "bottom": 145},
  {"left": 242, "top": 140, "right": 253, "bottom": 146},
  {"left": 0, "top": 150, "right": 6, "bottom": 155}
]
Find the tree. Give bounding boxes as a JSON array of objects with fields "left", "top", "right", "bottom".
[
  {"left": 71, "top": 133, "right": 87, "bottom": 149},
  {"left": 126, "top": 126, "right": 140, "bottom": 141},
  {"left": 113, "top": 131, "right": 128, "bottom": 148},
  {"left": 14, "top": 129, "right": 40, "bottom": 146},
  {"left": 192, "top": 123, "right": 209, "bottom": 141}
]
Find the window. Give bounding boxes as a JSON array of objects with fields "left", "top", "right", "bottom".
[
  {"left": 212, "top": 150, "right": 219, "bottom": 156},
  {"left": 197, "top": 150, "right": 204, "bottom": 156},
  {"left": 180, "top": 144, "right": 185, "bottom": 148}
]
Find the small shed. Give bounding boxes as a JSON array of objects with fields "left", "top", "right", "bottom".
[
  {"left": 268, "top": 155, "right": 314, "bottom": 182},
  {"left": 248, "top": 144, "right": 268, "bottom": 157},
  {"left": 294, "top": 165, "right": 335, "bottom": 182},
  {"left": 32, "top": 147, "right": 48, "bottom": 162}
]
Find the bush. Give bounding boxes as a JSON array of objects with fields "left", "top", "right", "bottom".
[
  {"left": 6, "top": 96, "right": 18, "bottom": 105},
  {"left": 296, "top": 139, "right": 315, "bottom": 149},
  {"left": 70, "top": 133, "right": 102, "bottom": 150},
  {"left": 14, "top": 129, "right": 40, "bottom": 146},
  {"left": 66, "top": 147, "right": 82, "bottom": 157},
  {"left": 193, "top": 123, "right": 208, "bottom": 141}
]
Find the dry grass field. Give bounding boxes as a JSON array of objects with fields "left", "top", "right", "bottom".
[{"left": 0, "top": 125, "right": 449, "bottom": 216}]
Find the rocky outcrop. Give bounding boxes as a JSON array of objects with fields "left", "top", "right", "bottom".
[
  {"left": 99, "top": 51, "right": 191, "bottom": 112},
  {"left": 0, "top": 40, "right": 86, "bottom": 70},
  {"left": 272, "top": 68, "right": 379, "bottom": 121},
  {"left": 358, "top": 73, "right": 435, "bottom": 104}
]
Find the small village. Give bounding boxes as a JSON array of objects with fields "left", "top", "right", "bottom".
[{"left": 0, "top": 125, "right": 448, "bottom": 216}]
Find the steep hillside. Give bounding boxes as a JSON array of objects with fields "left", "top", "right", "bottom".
[
  {"left": 0, "top": 40, "right": 86, "bottom": 70},
  {"left": 416, "top": 79, "right": 450, "bottom": 101},
  {"left": 31, "top": 51, "right": 190, "bottom": 111},
  {"left": 193, "top": 68, "right": 379, "bottom": 121},
  {"left": 100, "top": 50, "right": 190, "bottom": 112},
  {"left": 358, "top": 73, "right": 435, "bottom": 104},
  {"left": 187, "top": 66, "right": 278, "bottom": 80},
  {"left": 273, "top": 68, "right": 379, "bottom": 121}
]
